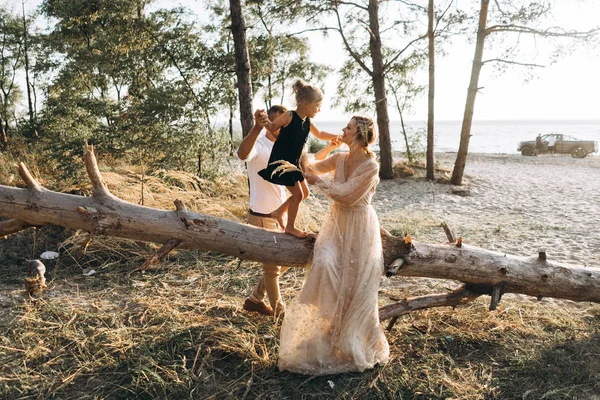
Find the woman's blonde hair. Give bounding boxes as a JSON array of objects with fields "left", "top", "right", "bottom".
[
  {"left": 351, "top": 116, "right": 376, "bottom": 158},
  {"left": 292, "top": 79, "right": 323, "bottom": 107}
]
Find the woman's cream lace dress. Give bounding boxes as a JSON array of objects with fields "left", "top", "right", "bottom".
[{"left": 278, "top": 153, "right": 390, "bottom": 375}]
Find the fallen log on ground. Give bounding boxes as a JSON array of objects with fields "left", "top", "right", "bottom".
[{"left": 1, "top": 145, "right": 598, "bottom": 324}]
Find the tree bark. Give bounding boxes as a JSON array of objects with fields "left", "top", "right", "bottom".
[
  {"left": 229, "top": 0, "right": 254, "bottom": 138},
  {"left": 390, "top": 86, "right": 412, "bottom": 163},
  {"left": 0, "top": 218, "right": 32, "bottom": 237},
  {"left": 368, "top": 0, "right": 393, "bottom": 180},
  {"left": 228, "top": 102, "right": 234, "bottom": 156},
  {"left": 380, "top": 285, "right": 482, "bottom": 327},
  {"left": 22, "top": 1, "right": 35, "bottom": 131},
  {"left": 1, "top": 146, "right": 600, "bottom": 318},
  {"left": 0, "top": 116, "right": 7, "bottom": 149},
  {"left": 451, "top": 0, "right": 489, "bottom": 186},
  {"left": 426, "top": 0, "right": 435, "bottom": 181}
]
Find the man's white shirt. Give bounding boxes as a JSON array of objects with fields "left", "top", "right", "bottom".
[{"left": 240, "top": 133, "right": 288, "bottom": 214}]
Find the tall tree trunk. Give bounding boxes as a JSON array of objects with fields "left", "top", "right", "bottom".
[
  {"left": 390, "top": 86, "right": 412, "bottom": 163},
  {"left": 368, "top": 0, "right": 393, "bottom": 179},
  {"left": 0, "top": 117, "right": 7, "bottom": 150},
  {"left": 426, "top": 0, "right": 435, "bottom": 180},
  {"left": 229, "top": 0, "right": 254, "bottom": 138},
  {"left": 451, "top": 0, "right": 489, "bottom": 185},
  {"left": 267, "top": 73, "right": 272, "bottom": 109},
  {"left": 228, "top": 102, "right": 234, "bottom": 156},
  {"left": 398, "top": 107, "right": 411, "bottom": 163},
  {"left": 22, "top": 1, "right": 35, "bottom": 132}
]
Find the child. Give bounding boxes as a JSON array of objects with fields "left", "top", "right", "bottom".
[{"left": 258, "top": 79, "right": 340, "bottom": 238}]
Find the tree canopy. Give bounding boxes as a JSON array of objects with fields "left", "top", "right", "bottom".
[{"left": 0, "top": 0, "right": 597, "bottom": 183}]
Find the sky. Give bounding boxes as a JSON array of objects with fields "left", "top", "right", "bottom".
[
  {"left": 8, "top": 0, "right": 600, "bottom": 122},
  {"left": 291, "top": 0, "right": 600, "bottom": 121}
]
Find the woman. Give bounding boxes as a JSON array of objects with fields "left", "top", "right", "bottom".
[{"left": 278, "top": 116, "right": 389, "bottom": 375}]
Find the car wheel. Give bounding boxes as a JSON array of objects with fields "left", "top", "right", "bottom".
[
  {"left": 571, "top": 147, "right": 586, "bottom": 158},
  {"left": 521, "top": 147, "right": 533, "bottom": 156}
]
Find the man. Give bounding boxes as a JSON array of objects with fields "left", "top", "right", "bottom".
[
  {"left": 238, "top": 105, "right": 289, "bottom": 316},
  {"left": 535, "top": 134, "right": 543, "bottom": 156},
  {"left": 547, "top": 134, "right": 557, "bottom": 155},
  {"left": 238, "top": 106, "right": 340, "bottom": 316}
]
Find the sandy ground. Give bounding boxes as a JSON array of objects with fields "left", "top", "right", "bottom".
[
  {"left": 366, "top": 152, "right": 600, "bottom": 306},
  {"left": 373, "top": 153, "right": 600, "bottom": 266}
]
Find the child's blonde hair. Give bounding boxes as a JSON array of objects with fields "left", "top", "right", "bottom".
[
  {"left": 351, "top": 116, "right": 377, "bottom": 158},
  {"left": 292, "top": 79, "right": 323, "bottom": 107}
]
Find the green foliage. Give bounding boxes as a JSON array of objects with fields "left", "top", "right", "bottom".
[
  {"left": 0, "top": 7, "right": 25, "bottom": 147},
  {"left": 31, "top": 0, "right": 234, "bottom": 176},
  {"left": 249, "top": 34, "right": 332, "bottom": 108},
  {"left": 196, "top": 127, "right": 232, "bottom": 179},
  {"left": 399, "top": 125, "right": 427, "bottom": 161},
  {"left": 307, "top": 137, "right": 327, "bottom": 154},
  {"left": 334, "top": 57, "right": 373, "bottom": 114},
  {"left": 206, "top": 0, "right": 333, "bottom": 111}
]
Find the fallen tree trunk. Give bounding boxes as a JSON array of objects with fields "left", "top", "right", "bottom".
[
  {"left": 0, "top": 218, "right": 33, "bottom": 238},
  {"left": 1, "top": 146, "right": 599, "bottom": 322}
]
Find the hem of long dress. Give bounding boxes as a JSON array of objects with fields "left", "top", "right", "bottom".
[{"left": 278, "top": 359, "right": 388, "bottom": 376}]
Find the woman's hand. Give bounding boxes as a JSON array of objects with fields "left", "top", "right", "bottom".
[
  {"left": 328, "top": 135, "right": 342, "bottom": 150},
  {"left": 304, "top": 173, "right": 322, "bottom": 185}
]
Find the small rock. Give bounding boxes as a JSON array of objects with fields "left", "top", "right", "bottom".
[
  {"left": 40, "top": 251, "right": 59, "bottom": 260},
  {"left": 451, "top": 188, "right": 471, "bottom": 197}
]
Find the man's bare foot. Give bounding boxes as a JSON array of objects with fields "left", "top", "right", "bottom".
[
  {"left": 270, "top": 210, "right": 285, "bottom": 230},
  {"left": 285, "top": 226, "right": 309, "bottom": 238}
]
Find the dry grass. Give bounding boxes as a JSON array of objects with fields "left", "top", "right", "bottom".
[
  {"left": 393, "top": 161, "right": 415, "bottom": 178},
  {"left": 1, "top": 160, "right": 599, "bottom": 399}
]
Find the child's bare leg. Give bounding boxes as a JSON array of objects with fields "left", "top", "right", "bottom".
[
  {"left": 285, "top": 182, "right": 308, "bottom": 238},
  {"left": 300, "top": 179, "right": 310, "bottom": 200},
  {"left": 270, "top": 196, "right": 292, "bottom": 229}
]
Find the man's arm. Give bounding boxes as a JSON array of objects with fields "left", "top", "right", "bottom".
[{"left": 237, "top": 110, "right": 266, "bottom": 160}]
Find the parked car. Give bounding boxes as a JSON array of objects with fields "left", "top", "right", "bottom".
[{"left": 517, "top": 134, "right": 598, "bottom": 158}]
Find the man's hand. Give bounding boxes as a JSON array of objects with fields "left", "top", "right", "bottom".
[
  {"left": 258, "top": 114, "right": 269, "bottom": 128},
  {"left": 255, "top": 109, "right": 269, "bottom": 127},
  {"left": 254, "top": 109, "right": 268, "bottom": 125},
  {"left": 238, "top": 109, "right": 266, "bottom": 159}
]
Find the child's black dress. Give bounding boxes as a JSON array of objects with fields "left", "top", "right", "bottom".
[{"left": 258, "top": 111, "right": 310, "bottom": 186}]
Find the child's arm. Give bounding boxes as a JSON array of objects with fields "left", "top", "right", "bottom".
[
  {"left": 314, "top": 136, "right": 342, "bottom": 161},
  {"left": 262, "top": 111, "right": 293, "bottom": 134},
  {"left": 310, "top": 123, "right": 339, "bottom": 141}
]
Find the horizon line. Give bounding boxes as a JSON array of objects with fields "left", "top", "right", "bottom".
[{"left": 311, "top": 118, "right": 600, "bottom": 123}]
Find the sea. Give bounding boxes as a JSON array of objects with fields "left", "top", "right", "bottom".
[{"left": 315, "top": 119, "right": 600, "bottom": 154}]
